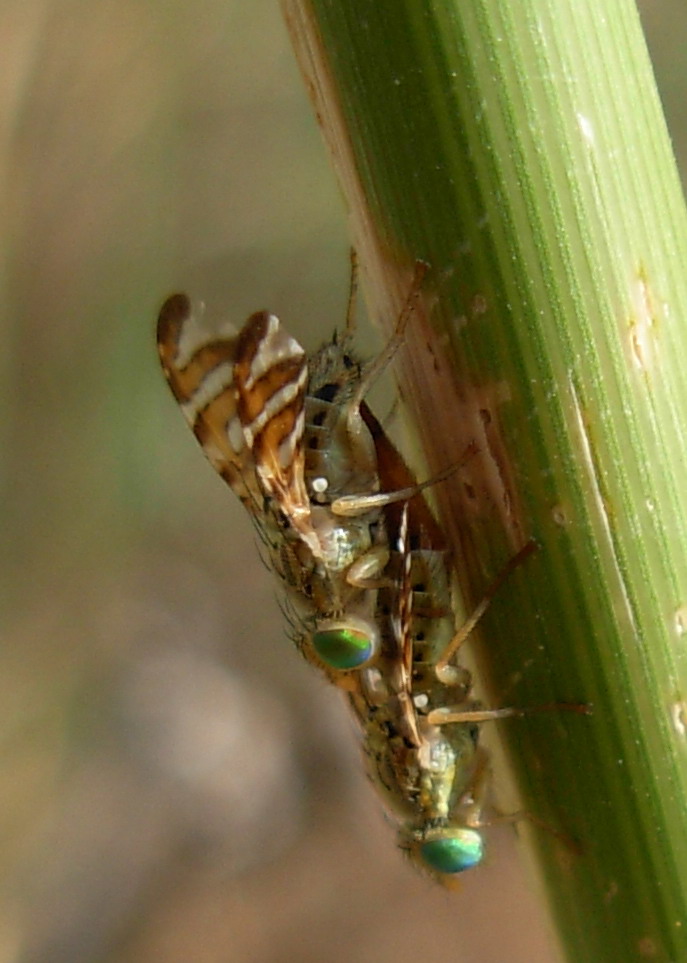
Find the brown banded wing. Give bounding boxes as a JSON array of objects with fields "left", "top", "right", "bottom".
[
  {"left": 232, "top": 310, "right": 313, "bottom": 546},
  {"left": 156, "top": 294, "right": 314, "bottom": 552}
]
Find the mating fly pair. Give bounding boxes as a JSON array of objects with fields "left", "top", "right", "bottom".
[{"left": 156, "top": 259, "right": 553, "bottom": 882}]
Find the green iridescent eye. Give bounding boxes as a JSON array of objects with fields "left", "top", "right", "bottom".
[
  {"left": 312, "top": 621, "right": 376, "bottom": 670},
  {"left": 420, "top": 830, "right": 484, "bottom": 874}
]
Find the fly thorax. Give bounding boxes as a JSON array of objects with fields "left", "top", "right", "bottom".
[
  {"left": 303, "top": 381, "right": 377, "bottom": 503},
  {"left": 416, "top": 728, "right": 456, "bottom": 820},
  {"left": 310, "top": 506, "right": 372, "bottom": 573}
]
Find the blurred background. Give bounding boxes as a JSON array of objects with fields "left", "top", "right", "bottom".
[{"left": 2, "top": 2, "right": 685, "bottom": 961}]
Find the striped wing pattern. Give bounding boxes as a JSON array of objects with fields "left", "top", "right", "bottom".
[{"left": 157, "top": 294, "right": 320, "bottom": 556}]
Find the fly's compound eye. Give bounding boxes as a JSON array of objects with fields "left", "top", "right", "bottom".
[
  {"left": 311, "top": 616, "right": 379, "bottom": 670},
  {"left": 418, "top": 829, "right": 484, "bottom": 875}
]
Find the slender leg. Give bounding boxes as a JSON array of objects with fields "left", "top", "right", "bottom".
[
  {"left": 460, "top": 750, "right": 582, "bottom": 852},
  {"left": 458, "top": 746, "right": 491, "bottom": 828},
  {"left": 344, "top": 248, "right": 359, "bottom": 338},
  {"left": 471, "top": 806, "right": 583, "bottom": 854},
  {"left": 345, "top": 545, "right": 391, "bottom": 589},
  {"left": 346, "top": 259, "right": 429, "bottom": 431},
  {"left": 427, "top": 702, "right": 591, "bottom": 726},
  {"left": 331, "top": 444, "right": 476, "bottom": 517},
  {"left": 434, "top": 541, "right": 539, "bottom": 682}
]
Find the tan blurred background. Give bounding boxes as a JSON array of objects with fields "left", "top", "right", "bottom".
[{"left": 1, "top": 2, "right": 684, "bottom": 961}]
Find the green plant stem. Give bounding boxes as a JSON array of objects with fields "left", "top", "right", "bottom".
[{"left": 282, "top": 0, "right": 687, "bottom": 960}]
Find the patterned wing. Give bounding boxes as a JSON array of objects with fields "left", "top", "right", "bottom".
[
  {"left": 232, "top": 310, "right": 313, "bottom": 543},
  {"left": 157, "top": 293, "right": 264, "bottom": 512},
  {"left": 157, "top": 295, "right": 319, "bottom": 554}
]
